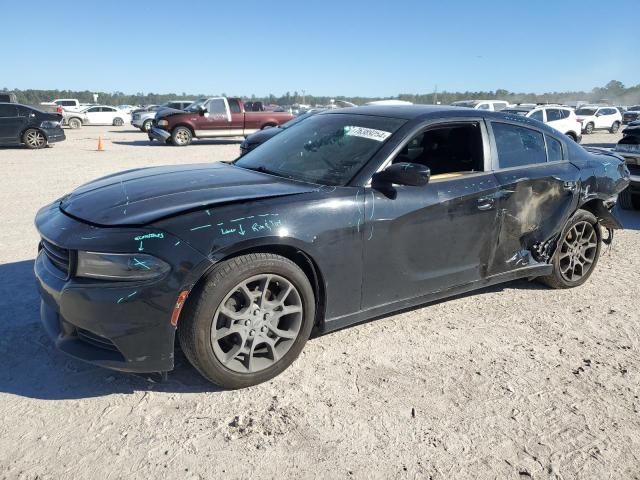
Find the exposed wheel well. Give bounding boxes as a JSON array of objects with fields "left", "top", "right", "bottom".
[
  {"left": 172, "top": 124, "right": 195, "bottom": 135},
  {"left": 261, "top": 123, "right": 277, "bottom": 129},
  {"left": 183, "top": 245, "right": 326, "bottom": 333},
  {"left": 565, "top": 131, "right": 577, "bottom": 141}
]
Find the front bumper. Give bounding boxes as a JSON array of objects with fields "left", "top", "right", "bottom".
[
  {"left": 43, "top": 127, "right": 66, "bottom": 143},
  {"left": 34, "top": 203, "right": 210, "bottom": 374},
  {"left": 149, "top": 126, "right": 171, "bottom": 142}
]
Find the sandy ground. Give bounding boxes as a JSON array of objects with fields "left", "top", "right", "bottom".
[{"left": 0, "top": 126, "right": 638, "bottom": 480}]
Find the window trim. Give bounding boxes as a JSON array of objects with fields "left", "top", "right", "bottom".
[{"left": 366, "top": 118, "right": 492, "bottom": 186}]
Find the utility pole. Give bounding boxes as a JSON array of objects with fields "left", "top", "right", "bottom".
[
  {"left": 302, "top": 89, "right": 306, "bottom": 105},
  {"left": 433, "top": 85, "right": 438, "bottom": 105}
]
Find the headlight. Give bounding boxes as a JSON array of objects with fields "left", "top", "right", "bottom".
[
  {"left": 40, "top": 121, "right": 60, "bottom": 128},
  {"left": 157, "top": 119, "right": 169, "bottom": 127},
  {"left": 76, "top": 251, "right": 170, "bottom": 281}
]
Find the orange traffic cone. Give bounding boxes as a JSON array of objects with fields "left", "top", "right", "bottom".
[{"left": 97, "top": 136, "right": 105, "bottom": 151}]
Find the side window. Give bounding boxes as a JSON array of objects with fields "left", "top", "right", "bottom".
[
  {"left": 208, "top": 99, "right": 227, "bottom": 116},
  {"left": 494, "top": 102, "right": 508, "bottom": 111},
  {"left": 546, "top": 109, "right": 562, "bottom": 122},
  {"left": 104, "top": 107, "right": 116, "bottom": 112},
  {"left": 88, "top": 107, "right": 100, "bottom": 112},
  {"left": 530, "top": 110, "right": 544, "bottom": 122},
  {"left": 477, "top": 103, "right": 490, "bottom": 110},
  {"left": 228, "top": 99, "right": 242, "bottom": 114},
  {"left": 492, "top": 122, "right": 547, "bottom": 168},
  {"left": 0, "top": 105, "right": 18, "bottom": 117},
  {"left": 546, "top": 135, "right": 564, "bottom": 162},
  {"left": 560, "top": 109, "right": 570, "bottom": 119},
  {"left": 391, "top": 122, "right": 485, "bottom": 176}
]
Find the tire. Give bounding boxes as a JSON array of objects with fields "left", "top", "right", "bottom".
[
  {"left": 23, "top": 129, "right": 47, "bottom": 149},
  {"left": 618, "top": 188, "right": 637, "bottom": 210},
  {"left": 565, "top": 132, "right": 577, "bottom": 142},
  {"left": 610, "top": 121, "right": 620, "bottom": 134},
  {"left": 538, "top": 209, "right": 601, "bottom": 289},
  {"left": 142, "top": 119, "right": 153, "bottom": 132},
  {"left": 113, "top": 117, "right": 124, "bottom": 126},
  {"left": 68, "top": 117, "right": 82, "bottom": 129},
  {"left": 178, "top": 253, "right": 315, "bottom": 389},
  {"left": 261, "top": 123, "right": 276, "bottom": 130},
  {"left": 171, "top": 126, "right": 192, "bottom": 146},
  {"left": 584, "top": 123, "right": 594, "bottom": 134}
]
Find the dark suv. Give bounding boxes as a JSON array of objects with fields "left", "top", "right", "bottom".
[{"left": 0, "top": 103, "right": 65, "bottom": 149}]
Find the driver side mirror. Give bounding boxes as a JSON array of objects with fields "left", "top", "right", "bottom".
[
  {"left": 198, "top": 105, "right": 208, "bottom": 116},
  {"left": 372, "top": 162, "right": 431, "bottom": 187}
]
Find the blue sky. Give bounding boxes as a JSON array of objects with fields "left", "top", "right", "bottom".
[{"left": 1, "top": 0, "right": 638, "bottom": 97}]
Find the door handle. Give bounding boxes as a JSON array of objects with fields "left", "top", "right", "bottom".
[{"left": 477, "top": 197, "right": 495, "bottom": 211}]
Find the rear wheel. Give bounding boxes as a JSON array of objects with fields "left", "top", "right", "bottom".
[
  {"left": 142, "top": 119, "right": 153, "bottom": 131},
  {"left": 178, "top": 253, "right": 315, "bottom": 389},
  {"left": 23, "top": 129, "right": 46, "bottom": 149},
  {"left": 584, "top": 122, "right": 594, "bottom": 134},
  {"left": 538, "top": 209, "right": 601, "bottom": 289},
  {"left": 68, "top": 117, "right": 82, "bottom": 129},
  {"left": 565, "top": 132, "right": 577, "bottom": 142},
  {"left": 171, "top": 126, "right": 192, "bottom": 146},
  {"left": 610, "top": 121, "right": 620, "bottom": 134},
  {"left": 113, "top": 117, "right": 124, "bottom": 126},
  {"left": 618, "top": 188, "right": 637, "bottom": 210}
]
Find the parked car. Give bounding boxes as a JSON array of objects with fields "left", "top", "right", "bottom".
[
  {"left": 62, "top": 110, "right": 89, "bottom": 129},
  {"left": 613, "top": 120, "right": 640, "bottom": 209},
  {"left": 77, "top": 105, "right": 131, "bottom": 126},
  {"left": 0, "top": 102, "right": 65, "bottom": 148},
  {"left": 130, "top": 105, "right": 159, "bottom": 116},
  {"left": 40, "top": 99, "right": 91, "bottom": 113},
  {"left": 132, "top": 100, "right": 194, "bottom": 132},
  {"left": 501, "top": 105, "right": 582, "bottom": 142},
  {"left": 149, "top": 97, "right": 294, "bottom": 146},
  {"left": 622, "top": 105, "right": 640, "bottom": 124},
  {"left": 35, "top": 106, "right": 629, "bottom": 388},
  {"left": 451, "top": 100, "right": 510, "bottom": 111},
  {"left": 575, "top": 106, "right": 622, "bottom": 134},
  {"left": 239, "top": 109, "right": 323, "bottom": 155}
]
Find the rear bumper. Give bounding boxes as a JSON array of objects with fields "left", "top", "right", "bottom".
[
  {"left": 149, "top": 127, "right": 171, "bottom": 142},
  {"left": 43, "top": 127, "right": 66, "bottom": 143}
]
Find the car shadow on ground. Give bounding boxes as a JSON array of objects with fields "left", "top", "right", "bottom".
[{"left": 112, "top": 138, "right": 243, "bottom": 147}]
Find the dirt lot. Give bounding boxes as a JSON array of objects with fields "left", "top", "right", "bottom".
[{"left": 0, "top": 126, "right": 638, "bottom": 480}]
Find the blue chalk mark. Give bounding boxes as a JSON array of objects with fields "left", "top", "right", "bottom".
[
  {"left": 117, "top": 297, "right": 124, "bottom": 304},
  {"left": 127, "top": 291, "right": 137, "bottom": 298},
  {"left": 190, "top": 224, "right": 212, "bottom": 231},
  {"left": 138, "top": 241, "right": 144, "bottom": 251},
  {"left": 132, "top": 258, "right": 150, "bottom": 270},
  {"left": 206, "top": 210, "right": 211, "bottom": 216},
  {"left": 230, "top": 217, "right": 245, "bottom": 222},
  {"left": 217, "top": 222, "right": 224, "bottom": 226},
  {"left": 174, "top": 241, "right": 181, "bottom": 246}
]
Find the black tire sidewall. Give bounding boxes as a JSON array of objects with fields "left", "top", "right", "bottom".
[
  {"left": 182, "top": 255, "right": 315, "bottom": 389},
  {"left": 550, "top": 210, "right": 601, "bottom": 288},
  {"left": 142, "top": 120, "right": 152, "bottom": 131}
]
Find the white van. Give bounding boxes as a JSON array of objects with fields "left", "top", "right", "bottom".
[{"left": 451, "top": 100, "right": 510, "bottom": 111}]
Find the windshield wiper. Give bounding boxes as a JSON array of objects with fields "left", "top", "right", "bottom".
[{"left": 239, "top": 165, "right": 296, "bottom": 180}]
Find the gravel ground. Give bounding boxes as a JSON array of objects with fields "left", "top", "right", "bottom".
[{"left": 0, "top": 127, "right": 638, "bottom": 480}]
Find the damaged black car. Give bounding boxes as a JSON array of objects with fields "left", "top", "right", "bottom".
[{"left": 35, "top": 106, "right": 630, "bottom": 388}]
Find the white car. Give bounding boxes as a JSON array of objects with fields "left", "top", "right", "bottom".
[
  {"left": 81, "top": 105, "right": 131, "bottom": 126},
  {"left": 501, "top": 105, "right": 582, "bottom": 142},
  {"left": 575, "top": 106, "right": 622, "bottom": 134},
  {"left": 451, "top": 99, "right": 510, "bottom": 111},
  {"left": 40, "top": 98, "right": 92, "bottom": 112}
]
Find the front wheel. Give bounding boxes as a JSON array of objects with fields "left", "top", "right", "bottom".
[
  {"left": 23, "top": 129, "right": 47, "bottom": 149},
  {"left": 610, "top": 121, "right": 620, "bottom": 134},
  {"left": 113, "top": 117, "right": 124, "bottom": 126},
  {"left": 538, "top": 209, "right": 601, "bottom": 289},
  {"left": 171, "top": 126, "right": 193, "bottom": 146},
  {"left": 178, "top": 253, "right": 315, "bottom": 389},
  {"left": 68, "top": 117, "right": 82, "bottom": 129},
  {"left": 584, "top": 123, "right": 594, "bottom": 134},
  {"left": 142, "top": 119, "right": 153, "bottom": 132}
]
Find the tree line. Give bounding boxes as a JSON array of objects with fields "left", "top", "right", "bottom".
[{"left": 3, "top": 80, "right": 639, "bottom": 107}]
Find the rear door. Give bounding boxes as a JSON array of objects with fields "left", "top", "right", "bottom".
[
  {"left": 0, "top": 104, "right": 24, "bottom": 143},
  {"left": 194, "top": 97, "right": 231, "bottom": 137},
  {"left": 227, "top": 99, "right": 245, "bottom": 135},
  {"left": 487, "top": 120, "right": 579, "bottom": 275}
]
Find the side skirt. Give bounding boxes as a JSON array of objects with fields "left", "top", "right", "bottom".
[{"left": 321, "top": 264, "right": 552, "bottom": 334}]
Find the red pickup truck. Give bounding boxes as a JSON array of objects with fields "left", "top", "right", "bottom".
[{"left": 148, "top": 97, "right": 293, "bottom": 146}]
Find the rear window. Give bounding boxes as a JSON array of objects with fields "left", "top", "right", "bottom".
[
  {"left": 0, "top": 105, "right": 18, "bottom": 117},
  {"left": 576, "top": 108, "right": 596, "bottom": 116},
  {"left": 546, "top": 135, "right": 564, "bottom": 162},
  {"left": 493, "top": 122, "right": 547, "bottom": 168}
]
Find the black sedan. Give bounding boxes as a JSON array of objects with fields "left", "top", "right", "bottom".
[
  {"left": 239, "top": 109, "right": 322, "bottom": 156},
  {"left": 0, "top": 102, "right": 65, "bottom": 148},
  {"left": 35, "top": 106, "right": 629, "bottom": 389}
]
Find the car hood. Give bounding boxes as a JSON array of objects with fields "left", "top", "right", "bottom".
[
  {"left": 155, "top": 107, "right": 189, "bottom": 119},
  {"left": 59, "top": 162, "right": 317, "bottom": 226}
]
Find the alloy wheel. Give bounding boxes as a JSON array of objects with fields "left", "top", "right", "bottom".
[
  {"left": 558, "top": 221, "right": 598, "bottom": 282},
  {"left": 25, "top": 130, "right": 46, "bottom": 148},
  {"left": 211, "top": 274, "right": 303, "bottom": 373},
  {"left": 174, "top": 128, "right": 191, "bottom": 145}
]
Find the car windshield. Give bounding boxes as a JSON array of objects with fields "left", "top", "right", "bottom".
[
  {"left": 451, "top": 101, "right": 476, "bottom": 108},
  {"left": 576, "top": 108, "right": 597, "bottom": 115},
  {"left": 281, "top": 110, "right": 317, "bottom": 129},
  {"left": 234, "top": 113, "right": 406, "bottom": 186},
  {"left": 185, "top": 99, "right": 208, "bottom": 112}
]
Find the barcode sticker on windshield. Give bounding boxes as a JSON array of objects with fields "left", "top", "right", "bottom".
[{"left": 345, "top": 126, "right": 391, "bottom": 142}]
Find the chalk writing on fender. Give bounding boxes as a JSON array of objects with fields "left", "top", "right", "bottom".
[{"left": 215, "top": 214, "right": 282, "bottom": 237}]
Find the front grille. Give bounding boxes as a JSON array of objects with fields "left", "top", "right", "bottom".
[
  {"left": 41, "top": 238, "right": 70, "bottom": 275},
  {"left": 76, "top": 328, "right": 119, "bottom": 351}
]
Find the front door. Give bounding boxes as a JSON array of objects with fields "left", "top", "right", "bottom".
[
  {"left": 0, "top": 104, "right": 24, "bottom": 143},
  {"left": 361, "top": 120, "right": 500, "bottom": 309},
  {"left": 487, "top": 120, "right": 579, "bottom": 274},
  {"left": 194, "top": 97, "right": 231, "bottom": 137}
]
